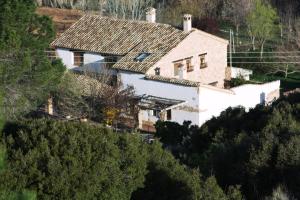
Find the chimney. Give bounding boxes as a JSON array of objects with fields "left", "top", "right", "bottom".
[
  {"left": 146, "top": 7, "right": 156, "bottom": 23},
  {"left": 47, "top": 97, "right": 53, "bottom": 115},
  {"left": 183, "top": 14, "right": 192, "bottom": 32}
]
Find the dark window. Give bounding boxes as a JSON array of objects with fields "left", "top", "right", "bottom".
[
  {"left": 135, "top": 53, "right": 150, "bottom": 62},
  {"left": 199, "top": 54, "right": 207, "bottom": 69},
  {"left": 155, "top": 67, "right": 160, "bottom": 75},
  {"left": 186, "top": 58, "right": 193, "bottom": 72},
  {"left": 105, "top": 56, "right": 118, "bottom": 68},
  {"left": 167, "top": 110, "right": 172, "bottom": 120},
  {"left": 153, "top": 110, "right": 161, "bottom": 118},
  {"left": 74, "top": 51, "right": 84, "bottom": 66}
]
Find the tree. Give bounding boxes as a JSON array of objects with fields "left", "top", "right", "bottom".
[
  {"left": 157, "top": 0, "right": 223, "bottom": 27},
  {"left": 0, "top": 0, "right": 65, "bottom": 121},
  {"left": 106, "top": 0, "right": 154, "bottom": 20},
  {"left": 132, "top": 142, "right": 202, "bottom": 200},
  {"left": 266, "top": 44, "right": 300, "bottom": 78},
  {"left": 155, "top": 93, "right": 300, "bottom": 199},
  {"left": 1, "top": 119, "right": 149, "bottom": 199},
  {"left": 52, "top": 70, "right": 139, "bottom": 128},
  {"left": 223, "top": 0, "right": 253, "bottom": 44},
  {"left": 52, "top": 72, "right": 90, "bottom": 118},
  {"left": 246, "top": 0, "right": 279, "bottom": 58},
  {"left": 265, "top": 185, "right": 296, "bottom": 200},
  {"left": 0, "top": 146, "right": 37, "bottom": 200},
  {"left": 295, "top": 18, "right": 300, "bottom": 48},
  {"left": 0, "top": 118, "right": 237, "bottom": 200}
]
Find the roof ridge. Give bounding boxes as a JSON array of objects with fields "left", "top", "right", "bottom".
[
  {"left": 81, "top": 14, "right": 181, "bottom": 30},
  {"left": 145, "top": 74, "right": 201, "bottom": 87}
]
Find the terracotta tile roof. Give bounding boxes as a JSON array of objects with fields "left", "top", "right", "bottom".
[
  {"left": 73, "top": 73, "right": 113, "bottom": 96},
  {"left": 51, "top": 15, "right": 191, "bottom": 73},
  {"left": 145, "top": 75, "right": 200, "bottom": 87}
]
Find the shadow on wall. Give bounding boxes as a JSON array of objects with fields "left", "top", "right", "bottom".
[
  {"left": 260, "top": 92, "right": 266, "bottom": 105},
  {"left": 72, "top": 61, "right": 117, "bottom": 76}
]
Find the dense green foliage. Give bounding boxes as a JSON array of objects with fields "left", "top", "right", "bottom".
[
  {"left": 0, "top": 0, "right": 65, "bottom": 121},
  {"left": 156, "top": 93, "right": 300, "bottom": 199},
  {"left": 246, "top": 0, "right": 279, "bottom": 54},
  {"left": 0, "top": 119, "right": 233, "bottom": 200},
  {"left": 1, "top": 120, "right": 148, "bottom": 199}
]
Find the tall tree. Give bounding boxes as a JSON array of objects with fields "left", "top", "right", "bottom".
[
  {"left": 246, "top": 0, "right": 279, "bottom": 58},
  {"left": 106, "top": 0, "right": 154, "bottom": 20},
  {"left": 223, "top": 0, "right": 253, "bottom": 44},
  {"left": 0, "top": 0, "right": 65, "bottom": 121}
]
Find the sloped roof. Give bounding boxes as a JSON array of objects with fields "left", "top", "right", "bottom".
[
  {"left": 145, "top": 75, "right": 201, "bottom": 87},
  {"left": 51, "top": 15, "right": 191, "bottom": 73}
]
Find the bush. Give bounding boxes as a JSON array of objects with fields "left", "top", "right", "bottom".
[
  {"left": 0, "top": 119, "right": 220, "bottom": 200},
  {"left": 1, "top": 119, "right": 148, "bottom": 199},
  {"left": 155, "top": 93, "right": 300, "bottom": 199}
]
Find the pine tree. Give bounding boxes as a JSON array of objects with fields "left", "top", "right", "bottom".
[{"left": 0, "top": 0, "right": 65, "bottom": 121}]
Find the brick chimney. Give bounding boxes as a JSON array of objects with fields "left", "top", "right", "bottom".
[
  {"left": 183, "top": 14, "right": 192, "bottom": 32},
  {"left": 146, "top": 7, "right": 156, "bottom": 23}
]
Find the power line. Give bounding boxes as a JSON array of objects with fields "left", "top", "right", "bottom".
[
  {"left": 231, "top": 62, "right": 300, "bottom": 64},
  {"left": 44, "top": 50, "right": 300, "bottom": 54}
]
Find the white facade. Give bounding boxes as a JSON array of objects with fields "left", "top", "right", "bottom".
[
  {"left": 56, "top": 48, "right": 280, "bottom": 128},
  {"left": 119, "top": 70, "right": 280, "bottom": 128},
  {"left": 56, "top": 48, "right": 106, "bottom": 73},
  {"left": 54, "top": 21, "right": 280, "bottom": 130},
  {"left": 119, "top": 71, "right": 200, "bottom": 128}
]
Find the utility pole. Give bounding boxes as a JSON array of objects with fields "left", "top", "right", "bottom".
[
  {"left": 232, "top": 30, "right": 236, "bottom": 53},
  {"left": 229, "top": 29, "right": 233, "bottom": 68}
]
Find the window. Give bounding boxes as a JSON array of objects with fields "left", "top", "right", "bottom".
[
  {"left": 105, "top": 56, "right": 118, "bottom": 68},
  {"left": 199, "top": 54, "right": 207, "bottom": 69},
  {"left": 155, "top": 67, "right": 160, "bottom": 75},
  {"left": 174, "top": 63, "right": 182, "bottom": 76},
  {"left": 186, "top": 58, "right": 193, "bottom": 72},
  {"left": 152, "top": 110, "right": 161, "bottom": 118},
  {"left": 135, "top": 53, "right": 150, "bottom": 62},
  {"left": 73, "top": 51, "right": 84, "bottom": 66},
  {"left": 167, "top": 110, "right": 172, "bottom": 120}
]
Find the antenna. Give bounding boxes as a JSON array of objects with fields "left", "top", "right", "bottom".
[{"left": 229, "top": 29, "right": 233, "bottom": 68}]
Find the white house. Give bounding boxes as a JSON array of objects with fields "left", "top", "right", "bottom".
[{"left": 51, "top": 8, "right": 280, "bottom": 131}]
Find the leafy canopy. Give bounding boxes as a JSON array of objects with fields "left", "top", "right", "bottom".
[{"left": 247, "top": 0, "right": 279, "bottom": 44}]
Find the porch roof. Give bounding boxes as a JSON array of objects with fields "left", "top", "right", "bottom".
[{"left": 138, "top": 95, "right": 185, "bottom": 110}]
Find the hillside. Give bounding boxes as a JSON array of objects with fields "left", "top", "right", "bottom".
[{"left": 36, "top": 7, "right": 83, "bottom": 37}]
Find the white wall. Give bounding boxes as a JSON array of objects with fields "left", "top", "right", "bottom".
[
  {"left": 83, "top": 52, "right": 105, "bottom": 72},
  {"left": 120, "top": 71, "right": 280, "bottom": 127},
  {"left": 198, "top": 80, "right": 280, "bottom": 125},
  {"left": 56, "top": 48, "right": 74, "bottom": 68},
  {"left": 119, "top": 70, "right": 201, "bottom": 125},
  {"left": 56, "top": 48, "right": 106, "bottom": 72},
  {"left": 56, "top": 48, "right": 280, "bottom": 128},
  {"left": 231, "top": 80, "right": 280, "bottom": 107}
]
